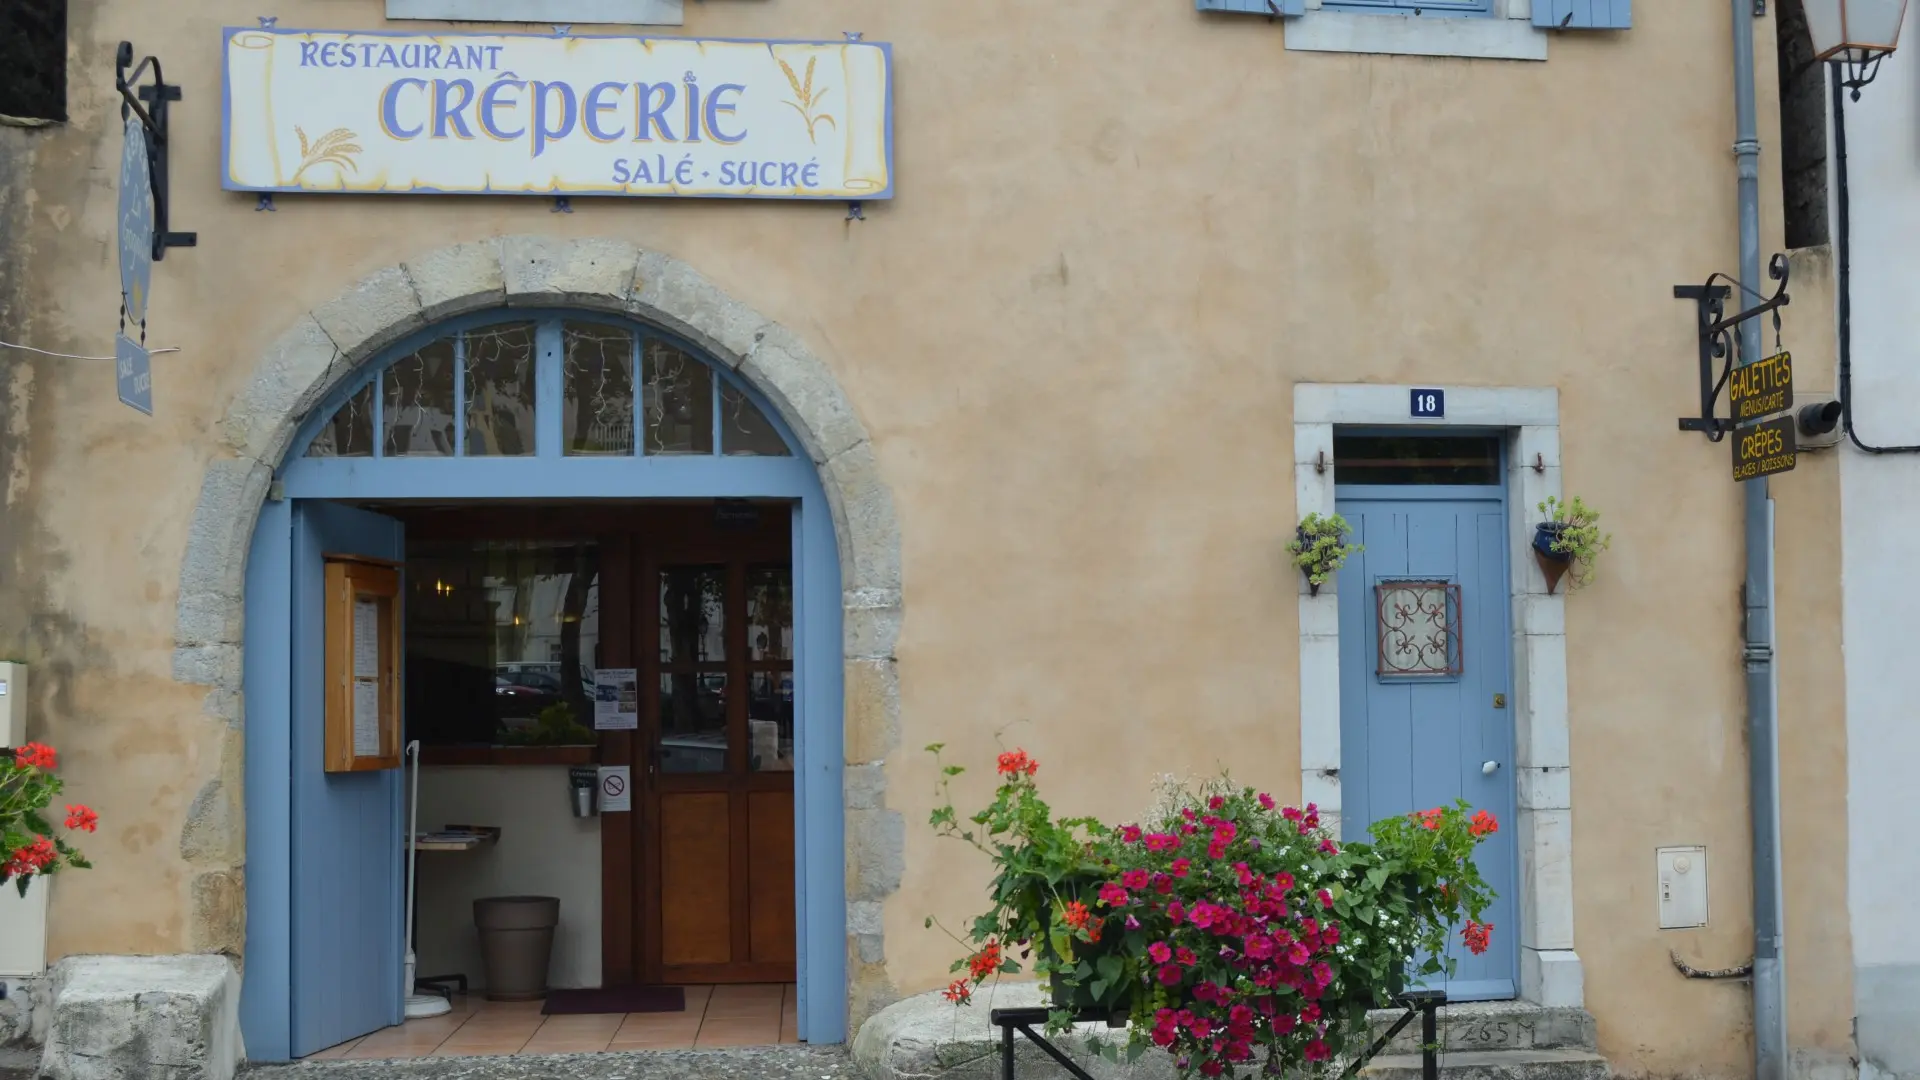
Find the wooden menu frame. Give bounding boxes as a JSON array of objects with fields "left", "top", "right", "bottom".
[{"left": 323, "top": 555, "right": 403, "bottom": 773}]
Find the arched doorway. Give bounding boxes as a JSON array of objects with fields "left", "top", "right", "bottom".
[{"left": 234, "top": 302, "right": 855, "bottom": 1061}]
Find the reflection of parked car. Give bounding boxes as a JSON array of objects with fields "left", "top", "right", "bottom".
[
  {"left": 494, "top": 677, "right": 544, "bottom": 698},
  {"left": 504, "top": 670, "right": 563, "bottom": 694},
  {"left": 661, "top": 733, "right": 728, "bottom": 774}
]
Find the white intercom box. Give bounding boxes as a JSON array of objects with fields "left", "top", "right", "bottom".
[
  {"left": 0, "top": 662, "right": 21, "bottom": 747},
  {"left": 0, "top": 662, "right": 49, "bottom": 977}
]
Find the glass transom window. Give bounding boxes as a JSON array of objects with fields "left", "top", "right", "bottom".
[{"left": 305, "top": 317, "right": 794, "bottom": 460}]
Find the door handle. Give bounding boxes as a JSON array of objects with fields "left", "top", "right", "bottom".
[{"left": 1482, "top": 761, "right": 1500, "bottom": 775}]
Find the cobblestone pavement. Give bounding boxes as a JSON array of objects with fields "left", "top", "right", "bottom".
[{"left": 243, "top": 1045, "right": 858, "bottom": 1080}]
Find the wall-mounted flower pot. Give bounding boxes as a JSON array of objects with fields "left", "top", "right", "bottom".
[
  {"left": 1297, "top": 526, "right": 1327, "bottom": 597},
  {"left": 1532, "top": 522, "right": 1572, "bottom": 595}
]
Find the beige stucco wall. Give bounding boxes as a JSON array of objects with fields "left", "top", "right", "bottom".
[{"left": 0, "top": 1, "right": 1852, "bottom": 1076}]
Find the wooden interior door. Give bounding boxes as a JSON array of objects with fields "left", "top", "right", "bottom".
[{"left": 638, "top": 515, "right": 796, "bottom": 984}]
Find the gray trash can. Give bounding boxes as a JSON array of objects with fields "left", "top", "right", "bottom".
[{"left": 474, "top": 896, "right": 560, "bottom": 1001}]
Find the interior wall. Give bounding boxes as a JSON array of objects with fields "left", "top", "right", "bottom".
[{"left": 415, "top": 766, "right": 603, "bottom": 991}]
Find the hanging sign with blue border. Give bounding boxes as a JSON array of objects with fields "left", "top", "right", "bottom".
[
  {"left": 220, "top": 28, "right": 894, "bottom": 201},
  {"left": 117, "top": 112, "right": 155, "bottom": 415},
  {"left": 118, "top": 114, "right": 154, "bottom": 326},
  {"left": 116, "top": 333, "right": 152, "bottom": 415}
]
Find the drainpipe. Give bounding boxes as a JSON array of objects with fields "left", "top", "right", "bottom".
[{"left": 1731, "top": 5, "right": 1788, "bottom": 1080}]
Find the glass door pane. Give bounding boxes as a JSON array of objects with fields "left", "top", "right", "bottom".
[{"left": 657, "top": 565, "right": 729, "bottom": 774}]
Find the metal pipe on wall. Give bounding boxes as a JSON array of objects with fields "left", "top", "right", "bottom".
[{"left": 1731, "top": 4, "right": 1789, "bottom": 1079}]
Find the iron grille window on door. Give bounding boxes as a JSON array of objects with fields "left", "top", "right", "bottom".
[
  {"left": 1376, "top": 580, "right": 1463, "bottom": 678},
  {"left": 0, "top": 0, "right": 67, "bottom": 124}
]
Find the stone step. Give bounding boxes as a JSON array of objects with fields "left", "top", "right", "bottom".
[
  {"left": 1365, "top": 1003, "right": 1597, "bottom": 1056},
  {"left": 1360, "top": 1048, "right": 1610, "bottom": 1080},
  {"left": 242, "top": 1045, "right": 859, "bottom": 1080}
]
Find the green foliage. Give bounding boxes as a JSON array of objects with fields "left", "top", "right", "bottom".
[
  {"left": 498, "top": 702, "right": 596, "bottom": 746},
  {"left": 1288, "top": 513, "right": 1363, "bottom": 587},
  {"left": 0, "top": 745, "right": 96, "bottom": 897},
  {"left": 1537, "top": 495, "right": 1612, "bottom": 589}
]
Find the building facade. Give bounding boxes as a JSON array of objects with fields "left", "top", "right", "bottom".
[
  {"left": 0, "top": 1, "right": 1868, "bottom": 1077},
  {"left": 1821, "top": 11, "right": 1920, "bottom": 1080}
]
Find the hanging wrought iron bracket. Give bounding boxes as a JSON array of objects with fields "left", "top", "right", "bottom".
[
  {"left": 1674, "top": 252, "right": 1790, "bottom": 441},
  {"left": 989, "top": 991, "right": 1444, "bottom": 1080},
  {"left": 989, "top": 1005, "right": 1122, "bottom": 1080},
  {"left": 115, "top": 42, "right": 197, "bottom": 260}
]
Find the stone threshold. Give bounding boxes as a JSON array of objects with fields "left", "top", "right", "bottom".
[{"left": 243, "top": 1045, "right": 853, "bottom": 1080}]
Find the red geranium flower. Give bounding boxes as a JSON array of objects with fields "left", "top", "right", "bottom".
[
  {"left": 1470, "top": 809, "right": 1499, "bottom": 837},
  {"left": 968, "top": 941, "right": 1003, "bottom": 979},
  {"left": 995, "top": 750, "right": 1038, "bottom": 777},
  {"left": 11, "top": 836, "right": 55, "bottom": 872},
  {"left": 13, "top": 742, "right": 55, "bottom": 770},
  {"left": 64, "top": 805, "right": 98, "bottom": 833},
  {"left": 1063, "top": 900, "right": 1091, "bottom": 929},
  {"left": 1415, "top": 807, "right": 1444, "bottom": 831},
  {"left": 943, "top": 979, "right": 972, "bottom": 1004},
  {"left": 1463, "top": 920, "right": 1494, "bottom": 955}
]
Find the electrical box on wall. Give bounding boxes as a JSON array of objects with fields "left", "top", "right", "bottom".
[
  {"left": 0, "top": 662, "right": 22, "bottom": 747},
  {"left": 0, "top": 877, "right": 49, "bottom": 976},
  {"left": 1657, "top": 845, "right": 1710, "bottom": 929}
]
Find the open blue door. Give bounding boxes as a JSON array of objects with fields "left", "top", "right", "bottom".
[{"left": 290, "top": 501, "right": 406, "bottom": 1057}]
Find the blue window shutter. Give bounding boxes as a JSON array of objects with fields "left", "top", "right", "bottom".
[
  {"left": 1197, "top": 0, "right": 1305, "bottom": 15},
  {"left": 1532, "top": 0, "right": 1631, "bottom": 29}
]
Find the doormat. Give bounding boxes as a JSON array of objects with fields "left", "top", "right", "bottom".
[{"left": 542, "top": 986, "right": 687, "bottom": 1015}]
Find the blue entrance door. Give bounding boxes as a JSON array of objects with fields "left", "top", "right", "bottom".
[
  {"left": 1335, "top": 487, "right": 1518, "bottom": 1001},
  {"left": 290, "top": 502, "right": 406, "bottom": 1056}
]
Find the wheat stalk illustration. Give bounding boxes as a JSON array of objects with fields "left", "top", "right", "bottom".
[
  {"left": 778, "top": 55, "right": 837, "bottom": 144},
  {"left": 289, "top": 126, "right": 362, "bottom": 185}
]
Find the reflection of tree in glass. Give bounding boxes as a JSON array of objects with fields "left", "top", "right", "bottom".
[
  {"left": 557, "top": 561, "right": 597, "bottom": 720},
  {"left": 643, "top": 341, "right": 713, "bottom": 455},
  {"left": 660, "top": 567, "right": 724, "bottom": 739},
  {"left": 747, "top": 569, "right": 792, "bottom": 660},
  {"left": 383, "top": 341, "right": 456, "bottom": 456},
  {"left": 564, "top": 324, "right": 635, "bottom": 455},
  {"left": 465, "top": 325, "right": 536, "bottom": 457}
]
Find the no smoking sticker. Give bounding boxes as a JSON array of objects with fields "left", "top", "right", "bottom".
[{"left": 597, "top": 765, "right": 632, "bottom": 813}]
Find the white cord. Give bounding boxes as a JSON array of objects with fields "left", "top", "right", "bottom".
[{"left": 0, "top": 340, "right": 182, "bottom": 361}]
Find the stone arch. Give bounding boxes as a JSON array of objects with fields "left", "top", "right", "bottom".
[{"left": 170, "top": 236, "right": 904, "bottom": 1024}]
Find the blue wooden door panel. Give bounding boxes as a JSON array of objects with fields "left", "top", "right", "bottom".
[
  {"left": 290, "top": 501, "right": 406, "bottom": 1058},
  {"left": 1337, "top": 494, "right": 1517, "bottom": 1001},
  {"left": 242, "top": 499, "right": 296, "bottom": 1061}
]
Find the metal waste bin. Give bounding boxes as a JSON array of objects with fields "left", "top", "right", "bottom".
[{"left": 473, "top": 896, "right": 559, "bottom": 1001}]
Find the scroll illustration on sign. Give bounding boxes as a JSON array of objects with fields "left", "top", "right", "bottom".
[{"left": 220, "top": 29, "right": 894, "bottom": 201}]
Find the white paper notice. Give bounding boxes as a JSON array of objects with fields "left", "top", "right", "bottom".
[
  {"left": 594, "top": 669, "right": 639, "bottom": 731},
  {"left": 597, "top": 766, "right": 632, "bottom": 813},
  {"left": 353, "top": 599, "right": 380, "bottom": 678},
  {"left": 352, "top": 678, "right": 381, "bottom": 757}
]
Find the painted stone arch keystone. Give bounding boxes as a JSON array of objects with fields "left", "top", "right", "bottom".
[{"left": 169, "top": 236, "right": 905, "bottom": 1022}]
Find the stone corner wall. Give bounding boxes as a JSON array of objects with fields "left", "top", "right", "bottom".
[{"left": 0, "top": 975, "right": 49, "bottom": 1049}]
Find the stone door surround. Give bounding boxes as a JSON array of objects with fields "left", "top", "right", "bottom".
[{"left": 1294, "top": 384, "right": 1581, "bottom": 1009}]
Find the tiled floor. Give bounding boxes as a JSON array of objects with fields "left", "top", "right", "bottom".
[{"left": 304, "top": 984, "right": 799, "bottom": 1060}]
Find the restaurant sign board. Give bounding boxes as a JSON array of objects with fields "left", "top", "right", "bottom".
[{"left": 221, "top": 28, "right": 893, "bottom": 201}]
